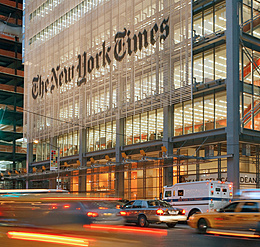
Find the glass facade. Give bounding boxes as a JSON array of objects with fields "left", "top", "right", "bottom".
[
  {"left": 242, "top": 0, "right": 260, "bottom": 39},
  {"left": 174, "top": 91, "right": 227, "bottom": 136},
  {"left": 86, "top": 121, "right": 116, "bottom": 152},
  {"left": 241, "top": 47, "right": 260, "bottom": 130},
  {"left": 193, "top": 2, "right": 226, "bottom": 37},
  {"left": 124, "top": 109, "right": 163, "bottom": 145},
  {"left": 35, "top": 131, "right": 79, "bottom": 162},
  {"left": 86, "top": 167, "right": 115, "bottom": 195},
  {"left": 25, "top": 0, "right": 260, "bottom": 198},
  {"left": 124, "top": 162, "right": 163, "bottom": 200},
  {"left": 194, "top": 44, "right": 226, "bottom": 84}
]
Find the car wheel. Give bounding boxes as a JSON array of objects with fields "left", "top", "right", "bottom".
[
  {"left": 138, "top": 215, "right": 149, "bottom": 227},
  {"left": 166, "top": 222, "right": 177, "bottom": 228},
  {"left": 197, "top": 218, "right": 208, "bottom": 234}
]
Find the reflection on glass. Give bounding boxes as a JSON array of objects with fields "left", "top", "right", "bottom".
[
  {"left": 148, "top": 111, "right": 156, "bottom": 140},
  {"left": 254, "top": 96, "right": 260, "bottom": 131},
  {"left": 244, "top": 94, "right": 253, "bottom": 129},
  {"left": 174, "top": 103, "right": 183, "bottom": 136},
  {"left": 133, "top": 115, "right": 140, "bottom": 144},
  {"left": 126, "top": 116, "right": 133, "bottom": 145},
  {"left": 215, "top": 2, "right": 226, "bottom": 31},
  {"left": 204, "top": 95, "right": 214, "bottom": 130},
  {"left": 215, "top": 92, "right": 227, "bottom": 128},
  {"left": 204, "top": 7, "right": 213, "bottom": 35},
  {"left": 204, "top": 49, "right": 214, "bottom": 82},
  {"left": 141, "top": 113, "right": 148, "bottom": 142},
  {"left": 184, "top": 101, "right": 193, "bottom": 134}
]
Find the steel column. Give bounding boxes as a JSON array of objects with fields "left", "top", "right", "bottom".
[
  {"left": 26, "top": 143, "right": 33, "bottom": 189},
  {"left": 163, "top": 105, "right": 174, "bottom": 186},
  {"left": 226, "top": 0, "right": 241, "bottom": 193},
  {"left": 115, "top": 118, "right": 124, "bottom": 198}
]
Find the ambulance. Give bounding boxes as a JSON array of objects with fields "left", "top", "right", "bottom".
[{"left": 163, "top": 181, "right": 233, "bottom": 218}]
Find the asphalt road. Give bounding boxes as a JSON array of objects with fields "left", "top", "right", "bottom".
[
  {"left": 155, "top": 224, "right": 260, "bottom": 247},
  {"left": 1, "top": 224, "right": 260, "bottom": 247}
]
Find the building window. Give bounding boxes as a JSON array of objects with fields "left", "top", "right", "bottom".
[
  {"left": 126, "top": 116, "right": 133, "bottom": 145},
  {"left": 133, "top": 115, "right": 140, "bottom": 144},
  {"left": 184, "top": 101, "right": 193, "bottom": 134},
  {"left": 124, "top": 109, "right": 164, "bottom": 145},
  {"left": 204, "top": 94, "right": 214, "bottom": 131},
  {"left": 141, "top": 112, "right": 148, "bottom": 142},
  {"left": 86, "top": 121, "right": 116, "bottom": 152},
  {"left": 148, "top": 110, "right": 156, "bottom": 141},
  {"left": 174, "top": 91, "right": 227, "bottom": 136},
  {"left": 174, "top": 103, "right": 183, "bottom": 136},
  {"left": 194, "top": 45, "right": 226, "bottom": 84},
  {"left": 194, "top": 97, "right": 204, "bottom": 132},
  {"left": 215, "top": 92, "right": 227, "bottom": 128}
]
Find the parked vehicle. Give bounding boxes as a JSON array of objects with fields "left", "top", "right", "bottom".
[
  {"left": 163, "top": 181, "right": 233, "bottom": 218},
  {"left": 188, "top": 199, "right": 260, "bottom": 233},
  {"left": 120, "top": 199, "right": 187, "bottom": 228}
]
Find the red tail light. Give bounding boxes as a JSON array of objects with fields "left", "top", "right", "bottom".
[
  {"left": 63, "top": 205, "right": 70, "bottom": 209},
  {"left": 87, "top": 212, "right": 99, "bottom": 217},
  {"left": 156, "top": 209, "right": 164, "bottom": 215},
  {"left": 119, "top": 211, "right": 127, "bottom": 216},
  {"left": 180, "top": 209, "right": 185, "bottom": 215}
]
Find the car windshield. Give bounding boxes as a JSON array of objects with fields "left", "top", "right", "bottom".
[{"left": 147, "top": 200, "right": 172, "bottom": 208}]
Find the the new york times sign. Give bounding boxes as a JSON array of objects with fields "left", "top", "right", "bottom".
[{"left": 31, "top": 18, "right": 169, "bottom": 100}]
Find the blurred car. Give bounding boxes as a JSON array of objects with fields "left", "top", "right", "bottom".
[
  {"left": 81, "top": 200, "right": 125, "bottom": 225},
  {"left": 188, "top": 200, "right": 260, "bottom": 233},
  {"left": 0, "top": 195, "right": 125, "bottom": 228},
  {"left": 120, "top": 199, "right": 187, "bottom": 227},
  {"left": 0, "top": 195, "right": 91, "bottom": 230}
]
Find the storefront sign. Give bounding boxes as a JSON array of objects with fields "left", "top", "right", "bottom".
[
  {"left": 31, "top": 18, "right": 169, "bottom": 100},
  {"left": 240, "top": 173, "right": 258, "bottom": 184}
]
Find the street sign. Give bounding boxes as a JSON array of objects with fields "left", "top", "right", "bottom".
[{"left": 50, "top": 149, "right": 58, "bottom": 170}]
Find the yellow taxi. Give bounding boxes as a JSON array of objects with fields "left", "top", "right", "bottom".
[{"left": 188, "top": 200, "right": 260, "bottom": 233}]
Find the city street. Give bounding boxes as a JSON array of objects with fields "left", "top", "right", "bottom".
[{"left": 1, "top": 223, "right": 260, "bottom": 247}]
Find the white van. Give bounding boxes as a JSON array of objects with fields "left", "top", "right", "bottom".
[{"left": 163, "top": 181, "right": 233, "bottom": 218}]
